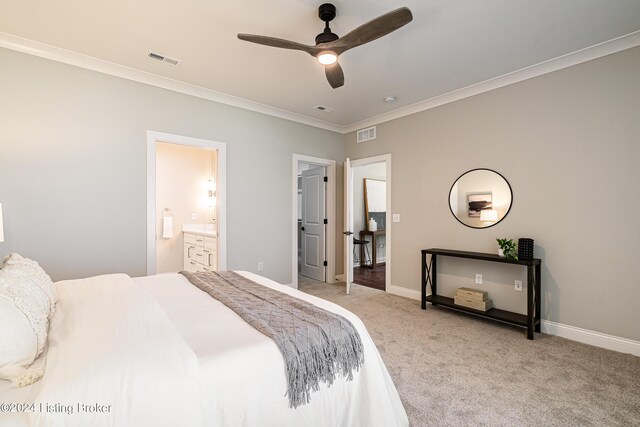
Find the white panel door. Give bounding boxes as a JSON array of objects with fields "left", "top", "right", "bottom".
[
  {"left": 301, "top": 167, "right": 326, "bottom": 281},
  {"left": 343, "top": 158, "right": 353, "bottom": 294}
]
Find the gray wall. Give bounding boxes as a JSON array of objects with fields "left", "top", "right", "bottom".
[
  {"left": 345, "top": 46, "right": 640, "bottom": 341},
  {"left": 0, "top": 48, "right": 344, "bottom": 284}
]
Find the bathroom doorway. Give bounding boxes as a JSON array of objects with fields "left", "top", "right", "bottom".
[
  {"left": 155, "top": 143, "right": 216, "bottom": 273},
  {"left": 146, "top": 131, "right": 227, "bottom": 275}
]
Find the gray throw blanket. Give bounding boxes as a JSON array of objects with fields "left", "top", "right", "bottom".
[{"left": 179, "top": 271, "right": 364, "bottom": 408}]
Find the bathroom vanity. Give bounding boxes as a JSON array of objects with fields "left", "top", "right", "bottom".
[{"left": 183, "top": 224, "right": 217, "bottom": 272}]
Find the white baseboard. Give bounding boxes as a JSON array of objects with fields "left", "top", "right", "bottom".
[
  {"left": 335, "top": 274, "right": 345, "bottom": 282},
  {"left": 334, "top": 280, "right": 640, "bottom": 357},
  {"left": 541, "top": 320, "right": 640, "bottom": 357},
  {"left": 389, "top": 287, "right": 640, "bottom": 356},
  {"left": 386, "top": 285, "right": 421, "bottom": 301}
]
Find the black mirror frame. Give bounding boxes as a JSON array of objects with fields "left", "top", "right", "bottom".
[{"left": 448, "top": 168, "right": 513, "bottom": 229}]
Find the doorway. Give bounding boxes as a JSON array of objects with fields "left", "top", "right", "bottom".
[
  {"left": 155, "top": 143, "right": 217, "bottom": 273},
  {"left": 291, "top": 155, "right": 337, "bottom": 289},
  {"left": 146, "top": 131, "right": 227, "bottom": 275},
  {"left": 352, "top": 163, "right": 386, "bottom": 290},
  {"left": 344, "top": 155, "right": 391, "bottom": 294}
]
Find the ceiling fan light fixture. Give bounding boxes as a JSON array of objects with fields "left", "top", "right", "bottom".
[
  {"left": 238, "top": 5, "right": 413, "bottom": 88},
  {"left": 317, "top": 51, "right": 337, "bottom": 65}
]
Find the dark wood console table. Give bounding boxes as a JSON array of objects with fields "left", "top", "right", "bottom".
[
  {"left": 359, "top": 230, "right": 386, "bottom": 268},
  {"left": 421, "top": 248, "right": 541, "bottom": 340}
]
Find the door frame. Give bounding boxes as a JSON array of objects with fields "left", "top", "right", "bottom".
[
  {"left": 347, "top": 154, "right": 392, "bottom": 292},
  {"left": 146, "top": 130, "right": 227, "bottom": 275},
  {"left": 291, "top": 154, "right": 336, "bottom": 289}
]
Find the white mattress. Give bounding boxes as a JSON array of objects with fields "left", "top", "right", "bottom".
[{"left": 0, "top": 271, "right": 408, "bottom": 427}]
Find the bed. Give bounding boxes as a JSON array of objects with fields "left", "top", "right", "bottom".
[{"left": 0, "top": 268, "right": 408, "bottom": 426}]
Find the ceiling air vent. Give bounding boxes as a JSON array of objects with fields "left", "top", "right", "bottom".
[
  {"left": 314, "top": 105, "right": 334, "bottom": 113},
  {"left": 147, "top": 51, "right": 182, "bottom": 66},
  {"left": 356, "top": 126, "right": 376, "bottom": 143}
]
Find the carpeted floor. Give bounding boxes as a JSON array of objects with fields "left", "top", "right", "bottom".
[{"left": 298, "top": 278, "right": 640, "bottom": 427}]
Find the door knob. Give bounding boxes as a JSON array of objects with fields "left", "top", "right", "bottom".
[{"left": 301, "top": 226, "right": 305, "bottom": 231}]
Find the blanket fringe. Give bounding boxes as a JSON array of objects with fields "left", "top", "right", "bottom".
[{"left": 283, "top": 325, "right": 364, "bottom": 408}]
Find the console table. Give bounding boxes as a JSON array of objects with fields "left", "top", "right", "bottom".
[
  {"left": 421, "top": 248, "right": 541, "bottom": 340},
  {"left": 359, "top": 230, "right": 386, "bottom": 268}
]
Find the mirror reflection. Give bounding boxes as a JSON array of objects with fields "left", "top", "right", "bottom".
[
  {"left": 364, "top": 178, "right": 386, "bottom": 230},
  {"left": 448, "top": 169, "right": 512, "bottom": 228}
]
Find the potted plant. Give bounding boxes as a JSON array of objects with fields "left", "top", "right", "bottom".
[{"left": 496, "top": 238, "right": 518, "bottom": 260}]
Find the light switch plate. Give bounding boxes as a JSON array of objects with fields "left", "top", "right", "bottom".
[{"left": 392, "top": 214, "right": 400, "bottom": 223}]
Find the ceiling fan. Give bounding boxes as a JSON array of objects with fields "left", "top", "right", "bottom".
[{"left": 237, "top": 3, "right": 413, "bottom": 89}]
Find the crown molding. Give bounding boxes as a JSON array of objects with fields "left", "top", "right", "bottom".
[
  {"left": 342, "top": 30, "right": 640, "bottom": 134},
  {"left": 2, "top": 30, "right": 639, "bottom": 135},
  {"left": 0, "top": 32, "right": 343, "bottom": 133}
]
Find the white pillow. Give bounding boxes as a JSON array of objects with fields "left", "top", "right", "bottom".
[
  {"left": 0, "top": 297, "right": 41, "bottom": 386},
  {"left": 0, "top": 254, "right": 54, "bottom": 386},
  {"left": 2, "top": 253, "right": 56, "bottom": 317}
]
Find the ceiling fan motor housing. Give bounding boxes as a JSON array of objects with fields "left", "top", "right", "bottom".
[
  {"left": 316, "top": 3, "right": 339, "bottom": 44},
  {"left": 315, "top": 31, "right": 339, "bottom": 44}
]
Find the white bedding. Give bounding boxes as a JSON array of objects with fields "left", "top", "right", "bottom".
[{"left": 0, "top": 271, "right": 408, "bottom": 427}]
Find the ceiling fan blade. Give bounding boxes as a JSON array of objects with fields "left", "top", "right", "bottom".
[
  {"left": 325, "top": 62, "right": 344, "bottom": 89},
  {"left": 237, "top": 34, "right": 319, "bottom": 56},
  {"left": 329, "top": 7, "right": 413, "bottom": 55}
]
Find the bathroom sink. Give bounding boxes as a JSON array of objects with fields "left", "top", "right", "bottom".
[{"left": 182, "top": 224, "right": 217, "bottom": 237}]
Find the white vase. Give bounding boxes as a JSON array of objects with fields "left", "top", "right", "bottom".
[{"left": 498, "top": 248, "right": 505, "bottom": 257}]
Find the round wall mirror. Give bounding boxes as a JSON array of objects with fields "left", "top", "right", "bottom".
[{"left": 448, "top": 168, "right": 513, "bottom": 229}]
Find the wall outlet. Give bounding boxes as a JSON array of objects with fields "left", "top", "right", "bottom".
[
  {"left": 392, "top": 214, "right": 400, "bottom": 223},
  {"left": 191, "top": 213, "right": 197, "bottom": 220},
  {"left": 514, "top": 280, "right": 523, "bottom": 292},
  {"left": 258, "top": 262, "right": 264, "bottom": 271},
  {"left": 475, "top": 274, "right": 483, "bottom": 285}
]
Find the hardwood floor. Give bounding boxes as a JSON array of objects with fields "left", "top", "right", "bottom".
[{"left": 353, "top": 263, "right": 385, "bottom": 291}]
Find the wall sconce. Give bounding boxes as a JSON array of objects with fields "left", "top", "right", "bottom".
[
  {"left": 0, "top": 203, "right": 4, "bottom": 243},
  {"left": 207, "top": 179, "right": 217, "bottom": 208}
]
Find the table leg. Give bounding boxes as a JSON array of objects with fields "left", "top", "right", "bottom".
[
  {"left": 431, "top": 255, "right": 437, "bottom": 306},
  {"left": 370, "top": 236, "right": 377, "bottom": 269},
  {"left": 535, "top": 263, "right": 541, "bottom": 333},
  {"left": 421, "top": 252, "right": 426, "bottom": 309},
  {"left": 527, "top": 265, "right": 534, "bottom": 340}
]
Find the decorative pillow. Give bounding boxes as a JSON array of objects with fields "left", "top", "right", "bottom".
[
  {"left": 2, "top": 253, "right": 56, "bottom": 317},
  {"left": 0, "top": 254, "right": 54, "bottom": 387},
  {"left": 0, "top": 297, "right": 42, "bottom": 386}
]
